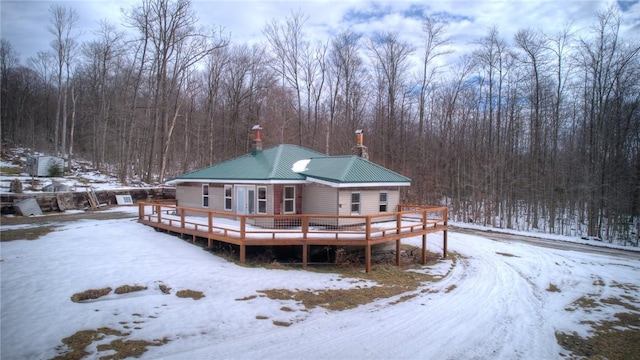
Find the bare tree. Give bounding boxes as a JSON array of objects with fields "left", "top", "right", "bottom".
[
  {"left": 263, "top": 10, "right": 307, "bottom": 145},
  {"left": 515, "top": 28, "right": 550, "bottom": 229},
  {"left": 327, "top": 30, "right": 367, "bottom": 154},
  {"left": 126, "top": 0, "right": 228, "bottom": 182},
  {"left": 367, "top": 31, "right": 414, "bottom": 168},
  {"left": 48, "top": 4, "right": 79, "bottom": 157}
]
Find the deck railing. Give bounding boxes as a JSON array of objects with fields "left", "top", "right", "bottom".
[{"left": 138, "top": 202, "right": 448, "bottom": 272}]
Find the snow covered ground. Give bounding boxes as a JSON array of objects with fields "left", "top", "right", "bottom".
[
  {"left": 1, "top": 206, "right": 639, "bottom": 359},
  {"left": 0, "top": 151, "right": 150, "bottom": 193}
]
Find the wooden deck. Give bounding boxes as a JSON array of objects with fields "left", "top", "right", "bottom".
[{"left": 138, "top": 203, "right": 448, "bottom": 272}]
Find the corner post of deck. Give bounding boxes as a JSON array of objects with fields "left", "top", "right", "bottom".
[
  {"left": 422, "top": 208, "right": 428, "bottom": 230},
  {"left": 138, "top": 202, "right": 144, "bottom": 221},
  {"left": 156, "top": 204, "right": 162, "bottom": 224},
  {"left": 240, "top": 216, "right": 246, "bottom": 239},
  {"left": 180, "top": 207, "right": 185, "bottom": 229},
  {"left": 396, "top": 213, "right": 402, "bottom": 235}
]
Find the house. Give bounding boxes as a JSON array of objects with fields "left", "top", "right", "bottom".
[{"left": 166, "top": 126, "right": 411, "bottom": 226}]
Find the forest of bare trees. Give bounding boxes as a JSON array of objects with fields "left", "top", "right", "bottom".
[{"left": 1, "top": 0, "right": 639, "bottom": 244}]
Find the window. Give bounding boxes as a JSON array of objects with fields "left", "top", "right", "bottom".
[
  {"left": 224, "top": 185, "right": 232, "bottom": 211},
  {"left": 202, "top": 184, "right": 209, "bottom": 208},
  {"left": 258, "top": 186, "right": 267, "bottom": 214},
  {"left": 283, "top": 186, "right": 295, "bottom": 213},
  {"left": 351, "top": 192, "right": 361, "bottom": 214},
  {"left": 379, "top": 192, "right": 388, "bottom": 212}
]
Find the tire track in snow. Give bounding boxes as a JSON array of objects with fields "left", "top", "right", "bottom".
[{"left": 157, "top": 232, "right": 562, "bottom": 360}]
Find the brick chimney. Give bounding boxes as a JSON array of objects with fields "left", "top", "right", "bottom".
[
  {"left": 252, "top": 125, "right": 263, "bottom": 155},
  {"left": 353, "top": 129, "right": 369, "bottom": 160}
]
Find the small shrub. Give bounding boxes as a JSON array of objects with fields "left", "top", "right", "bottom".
[
  {"left": 547, "top": 284, "right": 561, "bottom": 292},
  {"left": 71, "top": 287, "right": 112, "bottom": 303},
  {"left": 47, "top": 159, "right": 64, "bottom": 177},
  {"left": 9, "top": 179, "right": 23, "bottom": 193}
]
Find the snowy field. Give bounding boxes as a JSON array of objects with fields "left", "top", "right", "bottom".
[{"left": 1, "top": 206, "right": 639, "bottom": 359}]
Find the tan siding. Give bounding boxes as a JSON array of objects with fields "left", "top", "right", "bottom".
[
  {"left": 302, "top": 185, "right": 338, "bottom": 215},
  {"left": 209, "top": 186, "right": 226, "bottom": 212},
  {"left": 337, "top": 188, "right": 401, "bottom": 225},
  {"left": 176, "top": 184, "right": 202, "bottom": 209}
]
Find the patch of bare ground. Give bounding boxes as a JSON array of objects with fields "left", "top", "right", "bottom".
[
  {"left": 71, "top": 288, "right": 113, "bottom": 303},
  {"left": 114, "top": 285, "right": 147, "bottom": 295},
  {"left": 51, "top": 327, "right": 168, "bottom": 360},
  {"left": 256, "top": 251, "right": 458, "bottom": 311},
  {"left": 1, "top": 210, "right": 135, "bottom": 242},
  {"left": 175, "top": 289, "right": 205, "bottom": 300},
  {"left": 556, "top": 283, "right": 640, "bottom": 359}
]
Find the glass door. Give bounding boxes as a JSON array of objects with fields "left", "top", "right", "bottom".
[{"left": 235, "top": 186, "right": 255, "bottom": 214}]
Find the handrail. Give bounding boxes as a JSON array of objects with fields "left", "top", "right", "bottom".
[{"left": 138, "top": 202, "right": 447, "bottom": 242}]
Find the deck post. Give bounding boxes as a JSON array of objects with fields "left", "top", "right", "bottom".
[
  {"left": 156, "top": 205, "right": 162, "bottom": 224},
  {"left": 302, "top": 217, "right": 309, "bottom": 239},
  {"left": 208, "top": 212, "right": 213, "bottom": 236},
  {"left": 302, "top": 244, "right": 308, "bottom": 269},
  {"left": 180, "top": 208, "right": 185, "bottom": 229},
  {"left": 365, "top": 243, "right": 372, "bottom": 273},
  {"left": 138, "top": 203, "right": 144, "bottom": 221},
  {"left": 240, "top": 244, "right": 246, "bottom": 265},
  {"left": 396, "top": 240, "right": 401, "bottom": 266},
  {"left": 443, "top": 230, "right": 448, "bottom": 259},
  {"left": 422, "top": 234, "right": 427, "bottom": 264}
]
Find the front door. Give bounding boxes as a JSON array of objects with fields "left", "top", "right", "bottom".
[{"left": 235, "top": 186, "right": 255, "bottom": 215}]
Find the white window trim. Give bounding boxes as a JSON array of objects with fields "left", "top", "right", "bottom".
[
  {"left": 379, "top": 191, "right": 388, "bottom": 212},
  {"left": 257, "top": 186, "right": 267, "bottom": 214},
  {"left": 202, "top": 184, "right": 209, "bottom": 208},
  {"left": 351, "top": 192, "right": 361, "bottom": 215},
  {"left": 224, "top": 184, "right": 233, "bottom": 211},
  {"left": 283, "top": 186, "right": 296, "bottom": 214}
]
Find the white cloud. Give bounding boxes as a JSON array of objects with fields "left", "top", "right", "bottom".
[{"left": 1, "top": 0, "right": 634, "bottom": 68}]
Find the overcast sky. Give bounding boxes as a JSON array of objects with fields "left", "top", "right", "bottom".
[{"left": 1, "top": 0, "right": 639, "bottom": 65}]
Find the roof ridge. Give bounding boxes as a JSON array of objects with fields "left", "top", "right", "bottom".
[
  {"left": 340, "top": 156, "right": 357, "bottom": 181},
  {"left": 268, "top": 144, "right": 285, "bottom": 178}
]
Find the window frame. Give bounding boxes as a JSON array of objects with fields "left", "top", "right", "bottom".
[
  {"left": 202, "top": 184, "right": 209, "bottom": 208},
  {"left": 283, "top": 186, "right": 296, "bottom": 214},
  {"left": 224, "top": 184, "right": 233, "bottom": 211},
  {"left": 257, "top": 186, "right": 267, "bottom": 214},
  {"left": 351, "top": 192, "right": 361, "bottom": 214},
  {"left": 379, "top": 191, "right": 388, "bottom": 212}
]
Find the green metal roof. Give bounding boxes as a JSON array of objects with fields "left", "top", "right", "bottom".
[
  {"left": 300, "top": 156, "right": 411, "bottom": 185},
  {"left": 167, "top": 144, "right": 411, "bottom": 186},
  {"left": 168, "top": 144, "right": 325, "bottom": 183}
]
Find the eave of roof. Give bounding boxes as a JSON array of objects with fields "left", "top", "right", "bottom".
[{"left": 166, "top": 144, "right": 412, "bottom": 187}]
